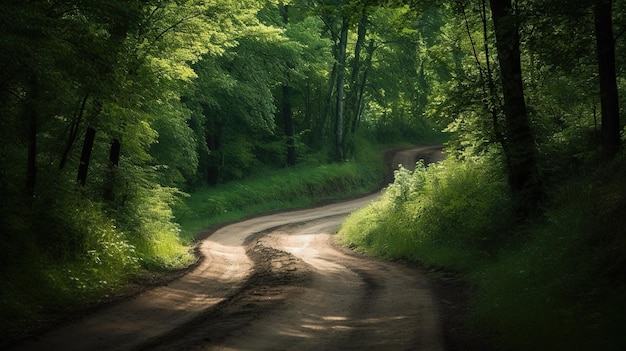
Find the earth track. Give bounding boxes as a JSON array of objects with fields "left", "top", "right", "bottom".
[{"left": 8, "top": 146, "right": 453, "bottom": 351}]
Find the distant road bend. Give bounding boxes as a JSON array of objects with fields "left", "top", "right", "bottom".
[{"left": 12, "top": 145, "right": 446, "bottom": 351}]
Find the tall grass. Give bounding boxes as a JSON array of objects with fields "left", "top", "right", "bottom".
[
  {"left": 338, "top": 149, "right": 626, "bottom": 350},
  {"left": 176, "top": 160, "right": 381, "bottom": 242},
  {"left": 340, "top": 151, "right": 512, "bottom": 268},
  {"left": 0, "top": 181, "right": 192, "bottom": 345}
]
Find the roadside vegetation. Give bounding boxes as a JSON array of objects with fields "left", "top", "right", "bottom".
[
  {"left": 339, "top": 148, "right": 626, "bottom": 350},
  {"left": 0, "top": 131, "right": 441, "bottom": 346},
  {"left": 2, "top": 0, "right": 626, "bottom": 350},
  {"left": 174, "top": 136, "right": 387, "bottom": 242}
]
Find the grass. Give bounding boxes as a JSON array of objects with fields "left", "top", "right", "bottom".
[
  {"left": 175, "top": 157, "right": 382, "bottom": 243},
  {"left": 0, "top": 141, "right": 389, "bottom": 348},
  {"left": 338, "top": 149, "right": 626, "bottom": 350}
]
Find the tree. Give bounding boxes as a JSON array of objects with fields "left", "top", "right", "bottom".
[
  {"left": 489, "top": 0, "right": 540, "bottom": 213},
  {"left": 335, "top": 16, "right": 350, "bottom": 161},
  {"left": 280, "top": 2, "right": 298, "bottom": 166},
  {"left": 594, "top": 0, "right": 622, "bottom": 159}
]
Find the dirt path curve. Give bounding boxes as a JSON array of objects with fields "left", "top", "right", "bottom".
[{"left": 10, "top": 146, "right": 444, "bottom": 351}]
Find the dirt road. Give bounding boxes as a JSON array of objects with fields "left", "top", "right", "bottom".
[{"left": 10, "top": 146, "right": 446, "bottom": 351}]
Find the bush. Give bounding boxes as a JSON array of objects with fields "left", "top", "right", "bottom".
[
  {"left": 469, "top": 152, "right": 626, "bottom": 351},
  {"left": 175, "top": 159, "right": 382, "bottom": 242},
  {"left": 339, "top": 150, "right": 513, "bottom": 268},
  {"left": 340, "top": 148, "right": 626, "bottom": 350}
]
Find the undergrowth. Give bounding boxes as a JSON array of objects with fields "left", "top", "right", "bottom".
[
  {"left": 175, "top": 158, "right": 382, "bottom": 242},
  {"left": 0, "top": 139, "right": 388, "bottom": 347},
  {"left": 338, "top": 148, "right": 626, "bottom": 350}
]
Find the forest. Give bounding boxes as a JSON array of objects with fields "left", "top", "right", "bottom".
[{"left": 0, "top": 0, "right": 625, "bottom": 349}]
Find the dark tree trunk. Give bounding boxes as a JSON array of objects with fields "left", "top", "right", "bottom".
[
  {"left": 352, "top": 39, "right": 375, "bottom": 136},
  {"left": 281, "top": 3, "right": 296, "bottom": 166},
  {"left": 103, "top": 138, "right": 121, "bottom": 201},
  {"left": 25, "top": 77, "right": 38, "bottom": 200},
  {"left": 77, "top": 127, "right": 96, "bottom": 186},
  {"left": 109, "top": 139, "right": 121, "bottom": 168},
  {"left": 304, "top": 82, "right": 312, "bottom": 144},
  {"left": 345, "top": 9, "right": 368, "bottom": 155},
  {"left": 489, "top": 0, "right": 540, "bottom": 214},
  {"left": 282, "top": 85, "right": 296, "bottom": 166},
  {"left": 206, "top": 120, "right": 222, "bottom": 185},
  {"left": 59, "top": 93, "right": 89, "bottom": 170},
  {"left": 321, "top": 62, "right": 337, "bottom": 147},
  {"left": 594, "top": 0, "right": 621, "bottom": 159},
  {"left": 348, "top": 9, "right": 367, "bottom": 114},
  {"left": 481, "top": 0, "right": 504, "bottom": 145},
  {"left": 335, "top": 16, "right": 349, "bottom": 162}
]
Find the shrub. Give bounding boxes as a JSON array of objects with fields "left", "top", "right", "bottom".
[{"left": 339, "top": 150, "right": 513, "bottom": 267}]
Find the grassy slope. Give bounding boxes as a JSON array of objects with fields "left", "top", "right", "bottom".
[
  {"left": 175, "top": 159, "right": 382, "bottom": 244},
  {"left": 338, "top": 151, "right": 626, "bottom": 351},
  {"left": 0, "top": 140, "right": 392, "bottom": 348}
]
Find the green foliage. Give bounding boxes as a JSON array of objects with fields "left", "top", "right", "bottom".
[
  {"left": 339, "top": 149, "right": 512, "bottom": 267},
  {"left": 468, "top": 153, "right": 626, "bottom": 350},
  {"left": 1, "top": 190, "right": 140, "bottom": 337},
  {"left": 176, "top": 153, "right": 382, "bottom": 241},
  {"left": 2, "top": 0, "right": 625, "bottom": 349},
  {"left": 339, "top": 149, "right": 626, "bottom": 350}
]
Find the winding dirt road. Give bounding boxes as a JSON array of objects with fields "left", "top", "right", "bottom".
[{"left": 10, "top": 146, "right": 445, "bottom": 351}]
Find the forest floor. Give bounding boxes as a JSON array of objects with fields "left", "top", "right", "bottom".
[{"left": 6, "top": 146, "right": 491, "bottom": 351}]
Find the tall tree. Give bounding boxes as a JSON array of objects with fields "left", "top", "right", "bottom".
[
  {"left": 335, "top": 16, "right": 349, "bottom": 161},
  {"left": 280, "top": 2, "right": 297, "bottom": 166},
  {"left": 594, "top": 0, "right": 622, "bottom": 159},
  {"left": 489, "top": 0, "right": 540, "bottom": 213}
]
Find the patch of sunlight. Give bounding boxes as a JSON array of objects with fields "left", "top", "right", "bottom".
[{"left": 322, "top": 315, "right": 349, "bottom": 321}]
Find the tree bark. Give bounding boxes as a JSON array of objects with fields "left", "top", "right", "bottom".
[
  {"left": 335, "top": 16, "right": 349, "bottom": 161},
  {"left": 77, "top": 127, "right": 96, "bottom": 186},
  {"left": 489, "top": 0, "right": 540, "bottom": 214},
  {"left": 594, "top": 0, "right": 621, "bottom": 159},
  {"left": 109, "top": 139, "right": 121, "bottom": 168},
  {"left": 282, "top": 84, "right": 296, "bottom": 165},
  {"left": 281, "top": 3, "right": 296, "bottom": 166},
  {"left": 345, "top": 9, "right": 368, "bottom": 154},
  {"left": 59, "top": 93, "right": 89, "bottom": 170},
  {"left": 103, "top": 139, "right": 121, "bottom": 201},
  {"left": 321, "top": 62, "right": 337, "bottom": 147},
  {"left": 205, "top": 118, "right": 222, "bottom": 185},
  {"left": 352, "top": 39, "right": 375, "bottom": 136},
  {"left": 25, "top": 76, "right": 38, "bottom": 200}
]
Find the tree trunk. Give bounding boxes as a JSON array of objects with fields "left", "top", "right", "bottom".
[
  {"left": 206, "top": 119, "right": 222, "bottom": 185},
  {"left": 489, "top": 0, "right": 540, "bottom": 214},
  {"left": 321, "top": 62, "right": 337, "bottom": 147},
  {"left": 345, "top": 9, "right": 368, "bottom": 154},
  {"left": 352, "top": 39, "right": 375, "bottom": 136},
  {"left": 109, "top": 139, "right": 121, "bottom": 168},
  {"left": 594, "top": 0, "right": 621, "bottom": 159},
  {"left": 348, "top": 9, "right": 367, "bottom": 114},
  {"left": 335, "top": 16, "right": 349, "bottom": 161},
  {"left": 59, "top": 93, "right": 89, "bottom": 170},
  {"left": 282, "top": 85, "right": 296, "bottom": 165},
  {"left": 77, "top": 127, "right": 96, "bottom": 186},
  {"left": 481, "top": 0, "right": 504, "bottom": 145},
  {"left": 25, "top": 76, "right": 38, "bottom": 200},
  {"left": 103, "top": 139, "right": 121, "bottom": 201},
  {"left": 281, "top": 3, "right": 296, "bottom": 166}
]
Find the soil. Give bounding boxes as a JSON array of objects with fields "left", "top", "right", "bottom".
[{"left": 5, "top": 146, "right": 492, "bottom": 351}]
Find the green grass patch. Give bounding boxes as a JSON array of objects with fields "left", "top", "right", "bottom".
[
  {"left": 176, "top": 159, "right": 382, "bottom": 242},
  {"left": 0, "top": 139, "right": 403, "bottom": 347},
  {"left": 338, "top": 149, "right": 626, "bottom": 350},
  {"left": 174, "top": 135, "right": 391, "bottom": 242},
  {"left": 339, "top": 151, "right": 511, "bottom": 268}
]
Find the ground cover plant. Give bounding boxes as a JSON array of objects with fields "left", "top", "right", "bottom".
[
  {"left": 338, "top": 148, "right": 626, "bottom": 350},
  {"left": 175, "top": 149, "right": 383, "bottom": 243},
  {"left": 0, "top": 138, "right": 388, "bottom": 346}
]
